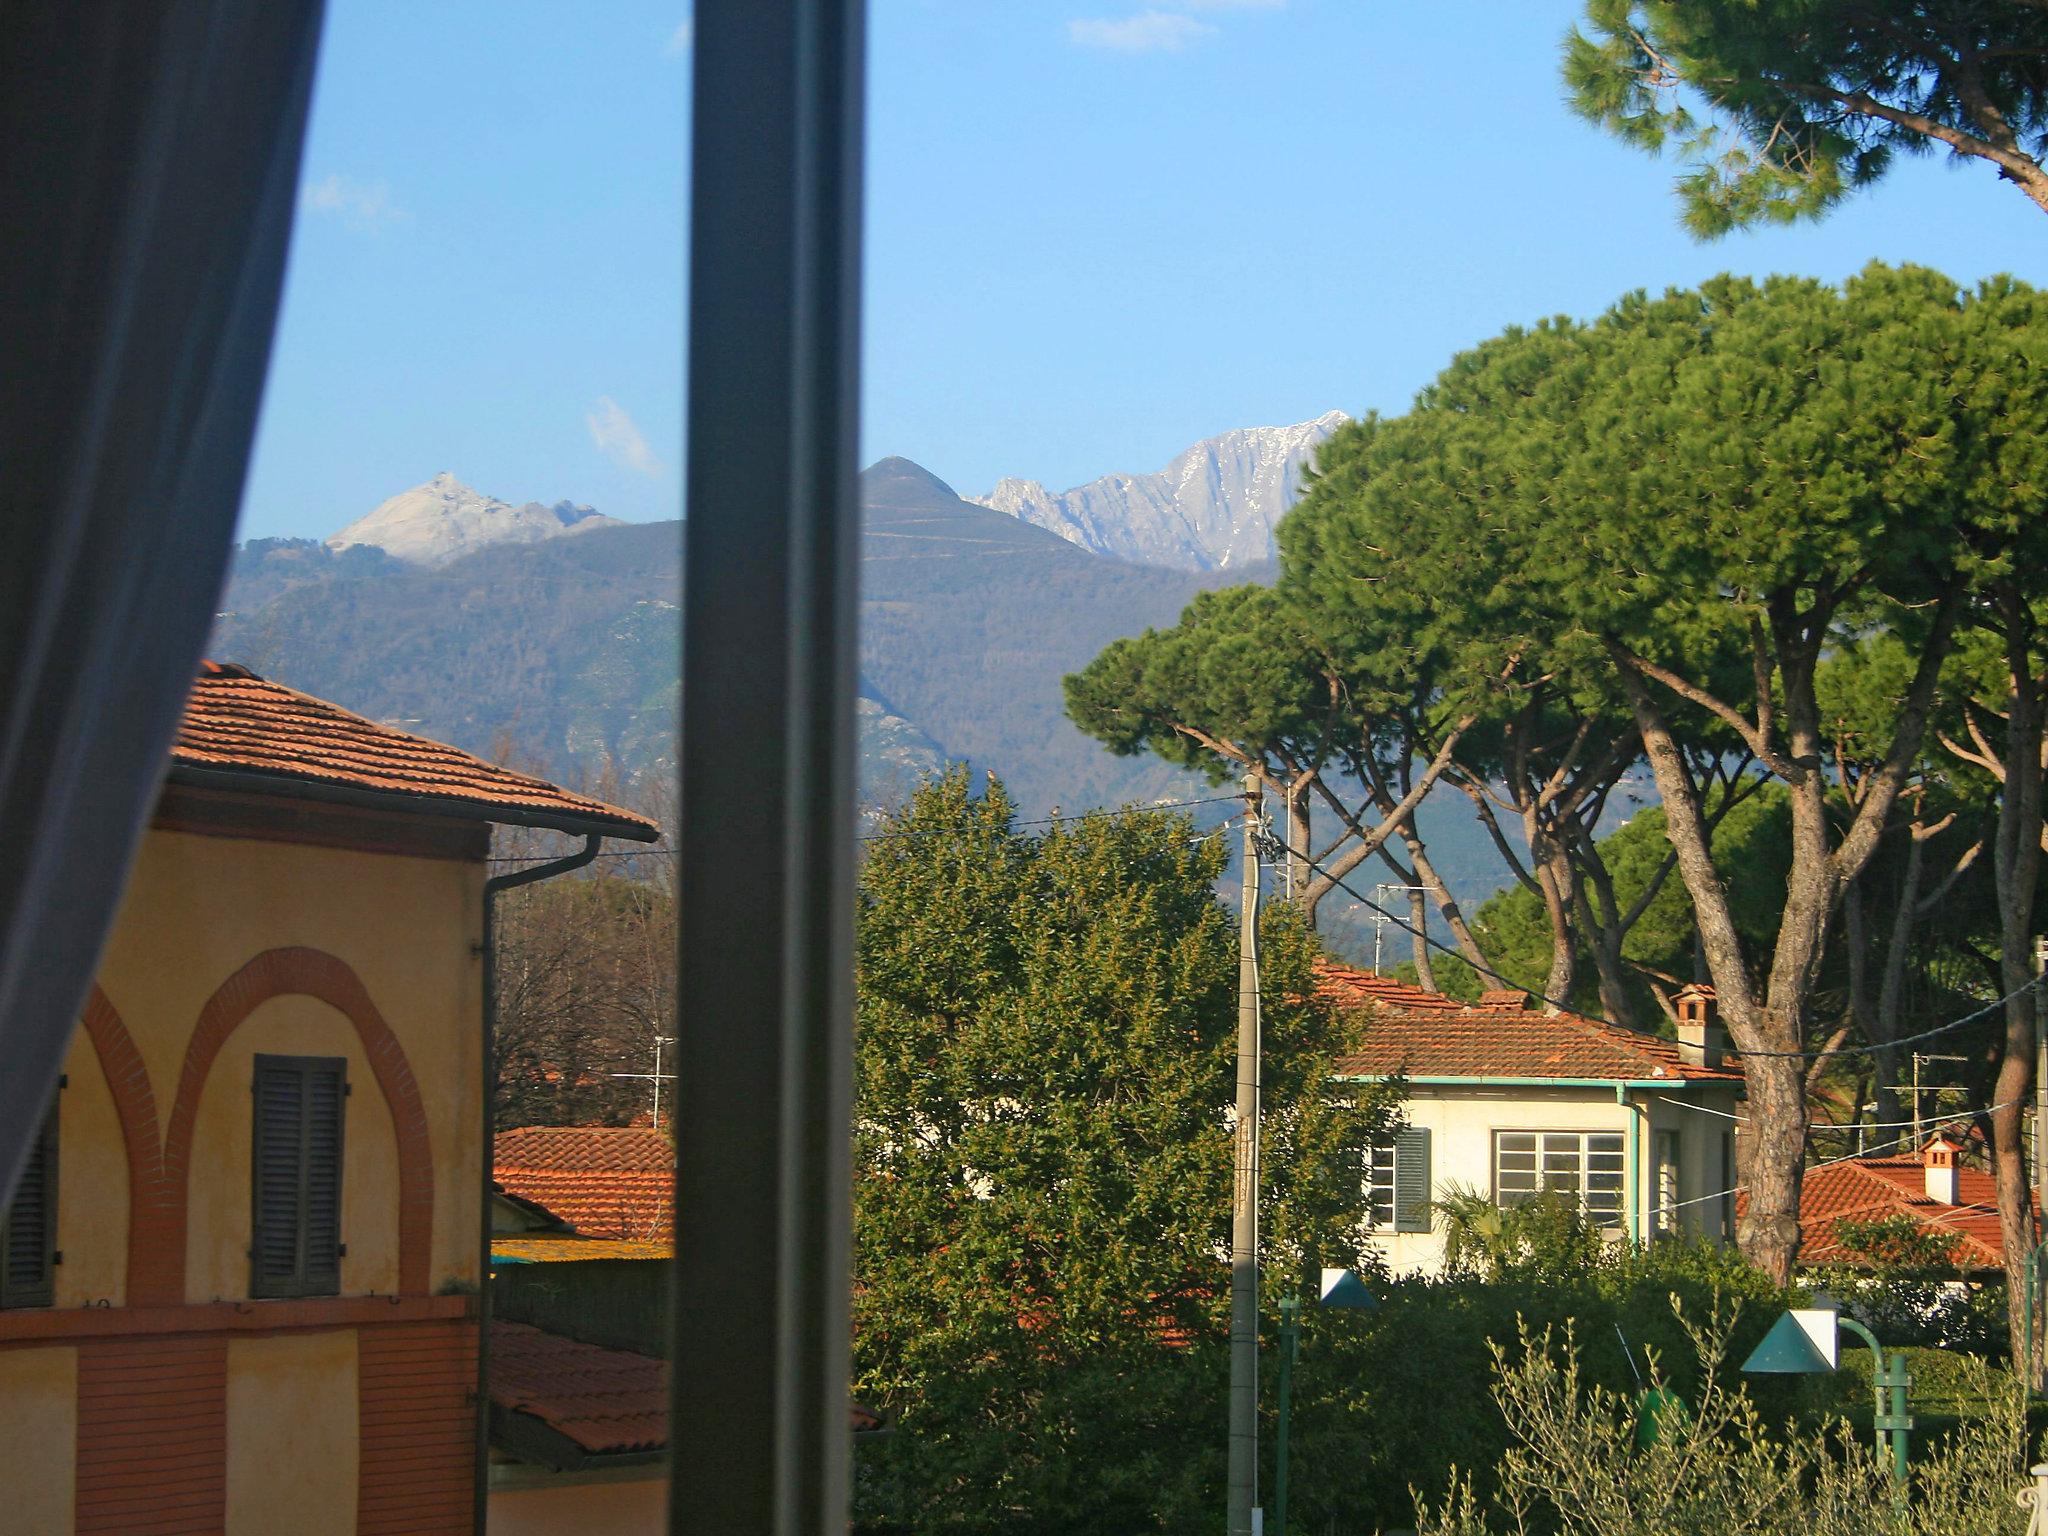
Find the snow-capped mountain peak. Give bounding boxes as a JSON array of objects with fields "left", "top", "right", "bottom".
[
  {"left": 972, "top": 410, "right": 1346, "bottom": 572},
  {"left": 327, "top": 473, "right": 622, "bottom": 565}
]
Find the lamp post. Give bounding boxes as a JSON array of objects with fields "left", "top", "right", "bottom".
[
  {"left": 1272, "top": 1267, "right": 1379, "bottom": 1536},
  {"left": 1742, "top": 1298, "right": 1912, "bottom": 1483}
]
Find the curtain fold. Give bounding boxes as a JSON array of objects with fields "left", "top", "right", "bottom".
[{"left": 0, "top": 2, "right": 325, "bottom": 1201}]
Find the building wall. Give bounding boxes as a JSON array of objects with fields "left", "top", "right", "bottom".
[
  {"left": 53, "top": 1029, "right": 128, "bottom": 1309},
  {"left": 1365, "top": 1082, "right": 1743, "bottom": 1278},
  {"left": 0, "top": 1346, "right": 76, "bottom": 1536},
  {"left": 97, "top": 825, "right": 483, "bottom": 1296},
  {"left": 0, "top": 809, "right": 488, "bottom": 1536},
  {"left": 225, "top": 1331, "right": 359, "bottom": 1536},
  {"left": 489, "top": 1472, "right": 667, "bottom": 1535}
]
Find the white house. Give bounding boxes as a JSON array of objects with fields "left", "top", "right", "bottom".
[{"left": 1319, "top": 964, "right": 1746, "bottom": 1277}]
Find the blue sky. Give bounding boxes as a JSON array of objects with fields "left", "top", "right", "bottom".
[{"left": 239, "top": 0, "right": 2045, "bottom": 542}]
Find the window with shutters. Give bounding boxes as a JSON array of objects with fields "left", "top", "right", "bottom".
[
  {"left": 1493, "top": 1130, "right": 1625, "bottom": 1228},
  {"left": 1366, "top": 1128, "right": 1431, "bottom": 1233},
  {"left": 250, "top": 1054, "right": 346, "bottom": 1299},
  {"left": 0, "top": 1101, "right": 58, "bottom": 1309}
]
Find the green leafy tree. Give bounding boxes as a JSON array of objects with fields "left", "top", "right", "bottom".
[
  {"left": 851, "top": 770, "right": 1395, "bottom": 1533},
  {"left": 1565, "top": 1, "right": 2048, "bottom": 235},
  {"left": 1282, "top": 265, "right": 2046, "bottom": 1287}
]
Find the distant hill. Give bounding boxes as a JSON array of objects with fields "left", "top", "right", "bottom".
[{"left": 213, "top": 460, "right": 1247, "bottom": 816}]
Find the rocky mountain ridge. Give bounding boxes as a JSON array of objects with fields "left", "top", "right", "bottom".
[
  {"left": 328, "top": 471, "right": 622, "bottom": 565},
  {"left": 972, "top": 410, "right": 1346, "bottom": 572}
]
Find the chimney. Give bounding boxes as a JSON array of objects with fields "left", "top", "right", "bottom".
[
  {"left": 1923, "top": 1133, "right": 1961, "bottom": 1205},
  {"left": 1674, "top": 984, "right": 1723, "bottom": 1070}
]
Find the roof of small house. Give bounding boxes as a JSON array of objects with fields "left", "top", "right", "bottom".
[
  {"left": 1318, "top": 961, "right": 1742, "bottom": 1086},
  {"left": 1747, "top": 1142, "right": 2019, "bottom": 1273},
  {"left": 171, "top": 662, "right": 660, "bottom": 841},
  {"left": 490, "top": 1321, "right": 884, "bottom": 1469},
  {"left": 493, "top": 1127, "right": 675, "bottom": 1243}
]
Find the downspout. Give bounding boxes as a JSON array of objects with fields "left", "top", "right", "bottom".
[
  {"left": 474, "top": 833, "right": 603, "bottom": 1535},
  {"left": 1617, "top": 1086, "right": 1646, "bottom": 1247}
]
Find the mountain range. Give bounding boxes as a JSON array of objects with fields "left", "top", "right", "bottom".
[
  {"left": 214, "top": 461, "right": 1251, "bottom": 820},
  {"left": 212, "top": 426, "right": 1523, "bottom": 930},
  {"left": 971, "top": 411, "right": 1345, "bottom": 572}
]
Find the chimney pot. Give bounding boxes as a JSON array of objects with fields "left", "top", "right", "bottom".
[
  {"left": 1923, "top": 1133, "right": 1961, "bottom": 1205},
  {"left": 1674, "top": 983, "right": 1723, "bottom": 1069}
]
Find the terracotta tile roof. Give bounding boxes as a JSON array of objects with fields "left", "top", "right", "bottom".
[
  {"left": 490, "top": 1322, "right": 884, "bottom": 1464},
  {"left": 494, "top": 1127, "right": 675, "bottom": 1242},
  {"left": 1743, "top": 1151, "right": 2025, "bottom": 1272},
  {"left": 1319, "top": 960, "right": 1742, "bottom": 1085},
  {"left": 172, "top": 662, "right": 660, "bottom": 841}
]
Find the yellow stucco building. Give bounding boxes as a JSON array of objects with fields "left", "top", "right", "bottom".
[{"left": 0, "top": 662, "right": 657, "bottom": 1536}]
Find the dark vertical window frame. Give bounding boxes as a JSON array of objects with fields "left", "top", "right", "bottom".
[
  {"left": 249, "top": 1052, "right": 347, "bottom": 1300},
  {"left": 0, "top": 1087, "right": 59, "bottom": 1309},
  {"left": 671, "top": 0, "right": 865, "bottom": 1531}
]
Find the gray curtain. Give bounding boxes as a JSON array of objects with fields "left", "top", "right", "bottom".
[{"left": 0, "top": 2, "right": 325, "bottom": 1201}]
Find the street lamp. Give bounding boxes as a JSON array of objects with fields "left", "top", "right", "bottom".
[
  {"left": 1273, "top": 1268, "right": 1379, "bottom": 1536},
  {"left": 1742, "top": 1296, "right": 1912, "bottom": 1484}
]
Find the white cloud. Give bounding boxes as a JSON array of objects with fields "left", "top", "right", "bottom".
[
  {"left": 302, "top": 174, "right": 406, "bottom": 232},
  {"left": 1068, "top": 10, "right": 1218, "bottom": 52},
  {"left": 666, "top": 18, "right": 694, "bottom": 54},
  {"left": 587, "top": 396, "right": 663, "bottom": 477}
]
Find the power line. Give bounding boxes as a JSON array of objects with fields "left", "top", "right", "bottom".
[
  {"left": 1657, "top": 1108, "right": 2026, "bottom": 1216},
  {"left": 1293, "top": 842, "right": 2041, "bottom": 1066}
]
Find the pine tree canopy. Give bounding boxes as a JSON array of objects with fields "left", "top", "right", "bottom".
[{"left": 1564, "top": 0, "right": 2048, "bottom": 235}]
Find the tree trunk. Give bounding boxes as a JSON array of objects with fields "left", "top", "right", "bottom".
[
  {"left": 1391, "top": 821, "right": 1498, "bottom": 983},
  {"left": 1618, "top": 669, "right": 1805, "bottom": 1283},
  {"left": 1283, "top": 774, "right": 1313, "bottom": 906},
  {"left": 1407, "top": 885, "right": 1437, "bottom": 992},
  {"left": 1990, "top": 586, "right": 2043, "bottom": 1373},
  {"left": 1742, "top": 1051, "right": 1810, "bottom": 1287}
]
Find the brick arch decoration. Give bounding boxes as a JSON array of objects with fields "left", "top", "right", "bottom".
[
  {"left": 76, "top": 986, "right": 176, "bottom": 1303},
  {"left": 161, "top": 947, "right": 435, "bottom": 1300}
]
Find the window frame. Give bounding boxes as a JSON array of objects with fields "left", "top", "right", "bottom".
[
  {"left": 1492, "top": 1128, "right": 1627, "bottom": 1229},
  {"left": 249, "top": 1052, "right": 347, "bottom": 1301}
]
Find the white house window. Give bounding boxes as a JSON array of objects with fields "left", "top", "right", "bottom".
[
  {"left": 1366, "top": 1140, "right": 1395, "bottom": 1227},
  {"left": 1494, "top": 1131, "right": 1625, "bottom": 1228}
]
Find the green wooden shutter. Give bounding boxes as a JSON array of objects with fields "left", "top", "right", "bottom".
[
  {"left": 302, "top": 1060, "right": 345, "bottom": 1293},
  {"left": 1392, "top": 1126, "right": 1431, "bottom": 1233},
  {"left": 251, "top": 1055, "right": 346, "bottom": 1298},
  {"left": 0, "top": 1105, "right": 57, "bottom": 1308}
]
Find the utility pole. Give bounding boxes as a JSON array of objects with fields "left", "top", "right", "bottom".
[{"left": 1227, "top": 772, "right": 1264, "bottom": 1536}]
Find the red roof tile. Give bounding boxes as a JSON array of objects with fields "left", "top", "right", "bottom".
[
  {"left": 494, "top": 1127, "right": 675, "bottom": 1242},
  {"left": 1319, "top": 960, "right": 1742, "bottom": 1084},
  {"left": 172, "top": 662, "right": 660, "bottom": 841},
  {"left": 493, "top": 1321, "right": 667, "bottom": 1457},
  {"left": 1745, "top": 1153, "right": 2024, "bottom": 1272},
  {"left": 491, "top": 1322, "right": 883, "bottom": 1460}
]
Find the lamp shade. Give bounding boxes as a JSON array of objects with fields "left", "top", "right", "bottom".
[
  {"left": 1741, "top": 1311, "right": 1835, "bottom": 1374},
  {"left": 1318, "top": 1267, "right": 1379, "bottom": 1311}
]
